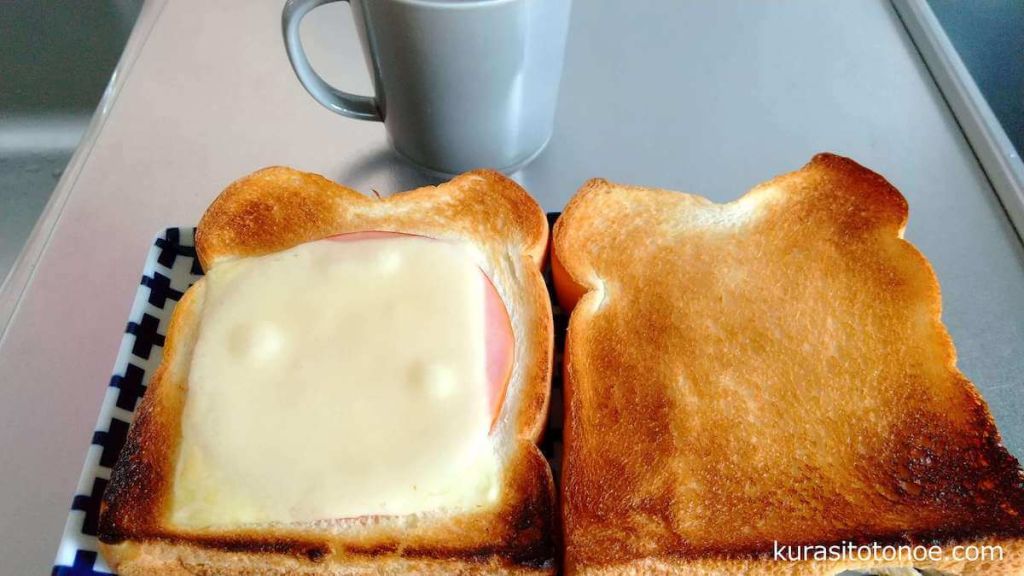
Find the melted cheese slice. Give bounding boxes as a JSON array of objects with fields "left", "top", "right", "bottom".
[{"left": 171, "top": 236, "right": 500, "bottom": 527}]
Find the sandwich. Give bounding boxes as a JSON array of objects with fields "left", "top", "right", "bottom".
[
  {"left": 552, "top": 153, "right": 1024, "bottom": 574},
  {"left": 98, "top": 167, "right": 556, "bottom": 574}
]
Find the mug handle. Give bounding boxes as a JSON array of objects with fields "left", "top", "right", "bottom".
[{"left": 282, "top": 0, "right": 382, "bottom": 121}]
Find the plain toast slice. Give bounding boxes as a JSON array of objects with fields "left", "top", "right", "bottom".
[
  {"left": 553, "top": 154, "right": 1024, "bottom": 575},
  {"left": 99, "top": 167, "right": 555, "bottom": 575}
]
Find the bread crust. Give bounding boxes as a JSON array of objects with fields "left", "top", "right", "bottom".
[
  {"left": 99, "top": 167, "right": 555, "bottom": 574},
  {"left": 554, "top": 154, "right": 1024, "bottom": 574}
]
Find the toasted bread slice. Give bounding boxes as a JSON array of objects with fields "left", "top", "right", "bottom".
[
  {"left": 98, "top": 167, "right": 555, "bottom": 574},
  {"left": 553, "top": 154, "right": 1024, "bottom": 575}
]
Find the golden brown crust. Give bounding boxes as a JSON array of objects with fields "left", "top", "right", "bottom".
[
  {"left": 101, "top": 538, "right": 553, "bottom": 575},
  {"left": 99, "top": 283, "right": 202, "bottom": 540},
  {"left": 99, "top": 167, "right": 555, "bottom": 574},
  {"left": 554, "top": 154, "right": 1024, "bottom": 574}
]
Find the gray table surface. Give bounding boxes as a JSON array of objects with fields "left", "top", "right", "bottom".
[{"left": 1, "top": 0, "right": 1023, "bottom": 572}]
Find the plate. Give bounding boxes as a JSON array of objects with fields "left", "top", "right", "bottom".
[{"left": 50, "top": 219, "right": 567, "bottom": 574}]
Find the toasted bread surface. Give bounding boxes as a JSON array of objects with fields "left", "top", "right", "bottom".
[
  {"left": 99, "top": 168, "right": 555, "bottom": 574},
  {"left": 553, "top": 154, "right": 1024, "bottom": 574}
]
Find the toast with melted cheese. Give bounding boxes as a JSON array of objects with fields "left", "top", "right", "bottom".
[
  {"left": 98, "top": 167, "right": 555, "bottom": 574},
  {"left": 553, "top": 154, "right": 1024, "bottom": 575}
]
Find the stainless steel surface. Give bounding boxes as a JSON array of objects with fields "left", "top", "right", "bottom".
[
  {"left": 893, "top": 0, "right": 1024, "bottom": 241},
  {"left": 927, "top": 0, "right": 1024, "bottom": 156},
  {"left": 0, "top": 0, "right": 142, "bottom": 285},
  {"left": 0, "top": 146, "right": 75, "bottom": 282},
  {"left": 1, "top": 0, "right": 1022, "bottom": 572}
]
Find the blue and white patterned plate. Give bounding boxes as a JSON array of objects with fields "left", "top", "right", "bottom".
[{"left": 51, "top": 220, "right": 566, "bottom": 575}]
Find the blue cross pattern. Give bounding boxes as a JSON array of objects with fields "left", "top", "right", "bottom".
[
  {"left": 126, "top": 314, "right": 164, "bottom": 360},
  {"left": 141, "top": 271, "right": 184, "bottom": 308},
  {"left": 154, "top": 228, "right": 202, "bottom": 275},
  {"left": 109, "top": 364, "right": 146, "bottom": 412},
  {"left": 52, "top": 551, "right": 113, "bottom": 576}
]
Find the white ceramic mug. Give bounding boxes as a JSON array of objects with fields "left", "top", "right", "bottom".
[{"left": 283, "top": 0, "right": 573, "bottom": 176}]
